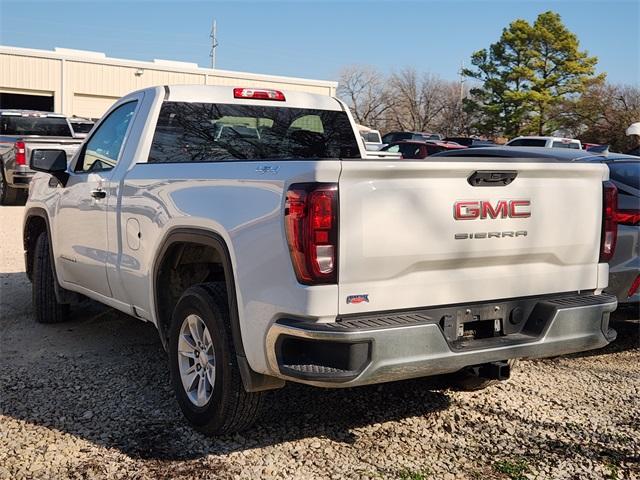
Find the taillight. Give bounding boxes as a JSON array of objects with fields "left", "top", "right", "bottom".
[
  {"left": 628, "top": 275, "right": 640, "bottom": 298},
  {"left": 600, "top": 181, "right": 618, "bottom": 262},
  {"left": 233, "top": 87, "right": 285, "bottom": 101},
  {"left": 615, "top": 209, "right": 640, "bottom": 226},
  {"left": 15, "top": 141, "right": 26, "bottom": 165},
  {"left": 285, "top": 183, "right": 338, "bottom": 284}
]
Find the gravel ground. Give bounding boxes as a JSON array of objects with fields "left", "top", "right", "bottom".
[{"left": 1, "top": 204, "right": 639, "bottom": 480}]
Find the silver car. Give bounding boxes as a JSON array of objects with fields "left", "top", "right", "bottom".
[{"left": 595, "top": 156, "right": 639, "bottom": 303}]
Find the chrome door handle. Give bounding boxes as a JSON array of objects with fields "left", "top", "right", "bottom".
[{"left": 90, "top": 188, "right": 106, "bottom": 199}]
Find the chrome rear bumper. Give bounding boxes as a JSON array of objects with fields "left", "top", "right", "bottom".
[{"left": 266, "top": 293, "right": 617, "bottom": 387}]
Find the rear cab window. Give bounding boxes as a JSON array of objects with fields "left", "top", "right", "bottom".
[
  {"left": 148, "top": 102, "right": 360, "bottom": 162},
  {"left": 508, "top": 139, "right": 547, "bottom": 147},
  {"left": 362, "top": 132, "right": 381, "bottom": 143},
  {"left": 552, "top": 141, "right": 580, "bottom": 149},
  {"left": 0, "top": 115, "right": 73, "bottom": 137},
  {"left": 70, "top": 121, "right": 94, "bottom": 134}
]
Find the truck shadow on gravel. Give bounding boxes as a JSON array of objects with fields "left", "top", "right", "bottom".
[
  {"left": 0, "top": 279, "right": 451, "bottom": 461},
  {"left": 1, "top": 276, "right": 636, "bottom": 462}
]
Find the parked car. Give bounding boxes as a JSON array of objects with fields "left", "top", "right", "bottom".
[
  {"left": 583, "top": 156, "right": 639, "bottom": 304},
  {"left": 506, "top": 136, "right": 582, "bottom": 149},
  {"left": 0, "top": 110, "right": 82, "bottom": 204},
  {"left": 423, "top": 133, "right": 443, "bottom": 141},
  {"left": 25, "top": 85, "right": 617, "bottom": 435},
  {"left": 584, "top": 143, "right": 610, "bottom": 154},
  {"left": 425, "top": 140, "right": 467, "bottom": 149},
  {"left": 444, "top": 137, "right": 495, "bottom": 148},
  {"left": 68, "top": 117, "right": 95, "bottom": 138},
  {"left": 381, "top": 131, "right": 430, "bottom": 144},
  {"left": 380, "top": 140, "right": 465, "bottom": 158}
]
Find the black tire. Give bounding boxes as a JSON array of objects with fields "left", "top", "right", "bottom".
[
  {"left": 447, "top": 359, "right": 518, "bottom": 392},
  {"left": 168, "top": 282, "right": 262, "bottom": 435},
  {"left": 0, "top": 167, "right": 18, "bottom": 205},
  {"left": 32, "top": 232, "right": 70, "bottom": 323}
]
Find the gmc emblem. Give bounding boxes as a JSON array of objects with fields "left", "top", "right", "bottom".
[{"left": 453, "top": 200, "right": 531, "bottom": 220}]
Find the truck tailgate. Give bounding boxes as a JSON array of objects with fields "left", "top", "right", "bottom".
[
  {"left": 338, "top": 160, "right": 608, "bottom": 314},
  {"left": 24, "top": 137, "right": 82, "bottom": 163}
]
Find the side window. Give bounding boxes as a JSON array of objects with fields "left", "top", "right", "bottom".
[
  {"left": 76, "top": 101, "right": 137, "bottom": 172},
  {"left": 399, "top": 144, "right": 420, "bottom": 158},
  {"left": 425, "top": 145, "right": 441, "bottom": 156}
]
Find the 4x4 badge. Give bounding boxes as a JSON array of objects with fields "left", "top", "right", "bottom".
[
  {"left": 256, "top": 165, "right": 280, "bottom": 175},
  {"left": 347, "top": 294, "right": 369, "bottom": 304}
]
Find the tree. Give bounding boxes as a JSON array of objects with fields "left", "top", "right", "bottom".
[
  {"left": 465, "top": 11, "right": 601, "bottom": 137},
  {"left": 388, "top": 68, "right": 447, "bottom": 132},
  {"left": 562, "top": 82, "right": 640, "bottom": 152},
  {"left": 337, "top": 65, "right": 392, "bottom": 130},
  {"left": 434, "top": 82, "right": 476, "bottom": 136}
]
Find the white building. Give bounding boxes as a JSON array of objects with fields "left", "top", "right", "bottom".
[{"left": 0, "top": 45, "right": 338, "bottom": 119}]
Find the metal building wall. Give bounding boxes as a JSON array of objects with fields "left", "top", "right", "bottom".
[{"left": 0, "top": 46, "right": 337, "bottom": 118}]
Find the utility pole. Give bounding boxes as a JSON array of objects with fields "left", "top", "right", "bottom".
[
  {"left": 459, "top": 60, "right": 466, "bottom": 101},
  {"left": 209, "top": 19, "right": 219, "bottom": 69}
]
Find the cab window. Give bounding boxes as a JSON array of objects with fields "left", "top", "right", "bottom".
[{"left": 75, "top": 101, "right": 137, "bottom": 172}]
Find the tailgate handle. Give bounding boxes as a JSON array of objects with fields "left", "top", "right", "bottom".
[{"left": 468, "top": 170, "right": 517, "bottom": 187}]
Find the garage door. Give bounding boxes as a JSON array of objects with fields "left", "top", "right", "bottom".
[
  {"left": 72, "top": 94, "right": 119, "bottom": 119},
  {"left": 0, "top": 92, "right": 54, "bottom": 111}
]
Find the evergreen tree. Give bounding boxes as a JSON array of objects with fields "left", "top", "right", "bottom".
[{"left": 464, "top": 11, "right": 601, "bottom": 137}]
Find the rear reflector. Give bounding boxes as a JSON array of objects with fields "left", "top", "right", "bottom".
[
  {"left": 600, "top": 181, "right": 618, "bottom": 262},
  {"left": 285, "top": 183, "right": 338, "bottom": 284},
  {"left": 615, "top": 209, "right": 640, "bottom": 226},
  {"left": 233, "top": 88, "right": 285, "bottom": 101},
  {"left": 15, "top": 141, "right": 26, "bottom": 165},
  {"left": 628, "top": 275, "right": 640, "bottom": 298}
]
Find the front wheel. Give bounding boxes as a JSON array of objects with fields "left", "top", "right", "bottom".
[
  {"left": 32, "top": 232, "right": 70, "bottom": 323},
  {"left": 168, "top": 282, "right": 262, "bottom": 435}
]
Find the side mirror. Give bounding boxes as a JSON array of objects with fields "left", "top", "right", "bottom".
[{"left": 30, "top": 149, "right": 69, "bottom": 186}]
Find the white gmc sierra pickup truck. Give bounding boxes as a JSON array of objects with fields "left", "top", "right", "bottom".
[{"left": 23, "top": 85, "right": 618, "bottom": 434}]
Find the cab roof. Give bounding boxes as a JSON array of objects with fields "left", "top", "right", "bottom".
[{"left": 163, "top": 84, "right": 344, "bottom": 111}]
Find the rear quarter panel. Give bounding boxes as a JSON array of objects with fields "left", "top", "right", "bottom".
[{"left": 116, "top": 160, "right": 342, "bottom": 374}]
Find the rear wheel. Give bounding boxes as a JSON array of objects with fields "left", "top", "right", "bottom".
[
  {"left": 32, "top": 232, "right": 70, "bottom": 323},
  {"left": 168, "top": 282, "right": 262, "bottom": 435},
  {"left": 0, "top": 167, "right": 18, "bottom": 205}
]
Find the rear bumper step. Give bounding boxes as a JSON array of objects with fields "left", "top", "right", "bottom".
[{"left": 265, "top": 293, "right": 617, "bottom": 387}]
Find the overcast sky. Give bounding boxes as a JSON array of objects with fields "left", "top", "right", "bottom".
[{"left": 1, "top": 0, "right": 638, "bottom": 85}]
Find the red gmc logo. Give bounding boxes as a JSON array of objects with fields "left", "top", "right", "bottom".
[{"left": 453, "top": 200, "right": 531, "bottom": 220}]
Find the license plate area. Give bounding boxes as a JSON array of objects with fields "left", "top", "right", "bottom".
[{"left": 440, "top": 305, "right": 504, "bottom": 344}]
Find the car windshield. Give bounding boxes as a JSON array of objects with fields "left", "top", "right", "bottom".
[
  {"left": 383, "top": 132, "right": 412, "bottom": 143},
  {"left": 148, "top": 102, "right": 360, "bottom": 162},
  {"left": 0, "top": 115, "right": 73, "bottom": 137}
]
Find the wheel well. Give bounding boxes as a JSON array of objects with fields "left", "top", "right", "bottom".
[
  {"left": 24, "top": 215, "right": 48, "bottom": 281},
  {"left": 155, "top": 241, "right": 226, "bottom": 343}
]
